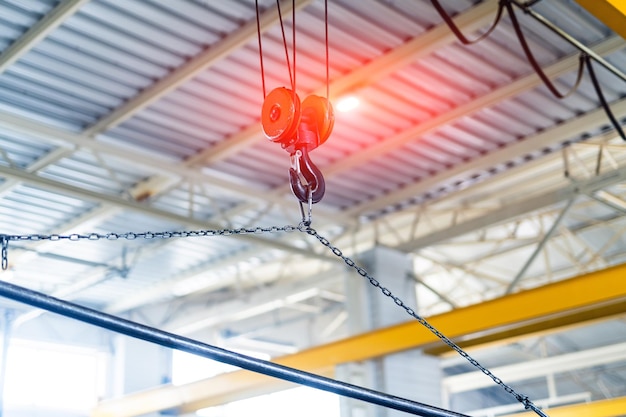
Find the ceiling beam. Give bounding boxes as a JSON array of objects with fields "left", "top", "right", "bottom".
[
  {"left": 0, "top": 0, "right": 501, "bottom": 239},
  {"left": 91, "top": 262, "right": 626, "bottom": 416},
  {"left": 0, "top": 163, "right": 331, "bottom": 261},
  {"left": 395, "top": 144, "right": 626, "bottom": 252},
  {"left": 210, "top": 34, "right": 623, "bottom": 216},
  {"left": 0, "top": 0, "right": 499, "bottom": 231},
  {"left": 0, "top": 0, "right": 89, "bottom": 74},
  {"left": 165, "top": 268, "right": 344, "bottom": 335},
  {"left": 103, "top": 246, "right": 336, "bottom": 314},
  {"left": 0, "top": 109, "right": 351, "bottom": 225},
  {"left": 82, "top": 0, "right": 314, "bottom": 136},
  {"left": 0, "top": 111, "right": 292, "bottom": 205},
  {"left": 345, "top": 36, "right": 625, "bottom": 216},
  {"left": 4, "top": 18, "right": 619, "bottom": 234},
  {"left": 326, "top": 36, "right": 624, "bottom": 181},
  {"left": 167, "top": 21, "right": 624, "bottom": 232}
]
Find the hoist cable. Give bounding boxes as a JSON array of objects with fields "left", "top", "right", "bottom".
[
  {"left": 585, "top": 54, "right": 626, "bottom": 141},
  {"left": 292, "top": 0, "right": 297, "bottom": 94},
  {"left": 430, "top": 0, "right": 505, "bottom": 45},
  {"left": 0, "top": 278, "right": 471, "bottom": 417},
  {"left": 255, "top": 0, "right": 267, "bottom": 98},
  {"left": 325, "top": 0, "right": 330, "bottom": 104},
  {"left": 505, "top": 0, "right": 585, "bottom": 99},
  {"left": 276, "top": 0, "right": 295, "bottom": 92}
]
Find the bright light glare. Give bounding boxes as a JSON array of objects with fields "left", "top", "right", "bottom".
[
  {"left": 172, "top": 349, "right": 270, "bottom": 385},
  {"left": 336, "top": 95, "right": 360, "bottom": 112},
  {"left": 197, "top": 387, "right": 340, "bottom": 417},
  {"left": 173, "top": 351, "right": 340, "bottom": 417},
  {"left": 5, "top": 341, "right": 102, "bottom": 413}
]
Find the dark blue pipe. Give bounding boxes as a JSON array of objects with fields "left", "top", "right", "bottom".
[{"left": 0, "top": 279, "right": 469, "bottom": 417}]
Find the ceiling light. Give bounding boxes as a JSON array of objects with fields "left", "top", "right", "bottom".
[{"left": 335, "top": 95, "right": 360, "bottom": 112}]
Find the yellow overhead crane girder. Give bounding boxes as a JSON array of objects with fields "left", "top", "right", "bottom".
[
  {"left": 92, "top": 263, "right": 626, "bottom": 417},
  {"left": 576, "top": 0, "right": 626, "bottom": 40},
  {"left": 510, "top": 396, "right": 626, "bottom": 417}
]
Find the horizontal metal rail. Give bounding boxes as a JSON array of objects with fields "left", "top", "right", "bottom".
[{"left": 0, "top": 279, "right": 469, "bottom": 417}]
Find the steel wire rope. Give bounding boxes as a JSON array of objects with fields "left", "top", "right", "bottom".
[
  {"left": 430, "top": 0, "right": 505, "bottom": 45},
  {"left": 276, "top": 0, "right": 296, "bottom": 95},
  {"left": 255, "top": 1, "right": 297, "bottom": 98},
  {"left": 255, "top": 0, "right": 267, "bottom": 98},
  {"left": 325, "top": 0, "right": 330, "bottom": 105},
  {"left": 292, "top": 0, "right": 296, "bottom": 95}
]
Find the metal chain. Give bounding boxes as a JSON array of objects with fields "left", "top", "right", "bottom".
[
  {"left": 3, "top": 225, "right": 298, "bottom": 242},
  {"left": 0, "top": 225, "right": 299, "bottom": 271},
  {"left": 1, "top": 235, "right": 8, "bottom": 271},
  {"left": 301, "top": 225, "right": 548, "bottom": 417},
  {"left": 1, "top": 221, "right": 547, "bottom": 416}
]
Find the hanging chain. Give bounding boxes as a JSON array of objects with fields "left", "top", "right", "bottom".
[
  {"left": 1, "top": 235, "right": 8, "bottom": 271},
  {"left": 298, "top": 187, "right": 314, "bottom": 227},
  {"left": 3, "top": 225, "right": 298, "bottom": 242},
  {"left": 301, "top": 225, "right": 548, "bottom": 417},
  {"left": 1, "top": 221, "right": 546, "bottom": 415},
  {"left": 0, "top": 225, "right": 298, "bottom": 271}
]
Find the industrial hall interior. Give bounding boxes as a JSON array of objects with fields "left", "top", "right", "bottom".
[{"left": 0, "top": 0, "right": 625, "bottom": 416}]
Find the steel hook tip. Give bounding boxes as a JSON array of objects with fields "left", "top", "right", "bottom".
[
  {"left": 289, "top": 147, "right": 325, "bottom": 204},
  {"left": 289, "top": 167, "right": 326, "bottom": 204}
]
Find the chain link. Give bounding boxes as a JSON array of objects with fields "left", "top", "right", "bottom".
[
  {"left": 3, "top": 225, "right": 299, "bottom": 242},
  {"left": 1, "top": 235, "right": 8, "bottom": 271},
  {"left": 301, "top": 225, "right": 548, "bottom": 417},
  {"left": 0, "top": 226, "right": 299, "bottom": 271}
]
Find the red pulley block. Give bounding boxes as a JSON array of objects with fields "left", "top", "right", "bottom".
[
  {"left": 261, "top": 87, "right": 301, "bottom": 144},
  {"left": 301, "top": 95, "right": 334, "bottom": 146}
]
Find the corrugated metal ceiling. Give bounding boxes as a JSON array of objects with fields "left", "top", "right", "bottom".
[{"left": 1, "top": 0, "right": 626, "bottom": 415}]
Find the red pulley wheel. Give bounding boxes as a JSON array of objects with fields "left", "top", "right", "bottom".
[
  {"left": 301, "top": 95, "right": 334, "bottom": 146},
  {"left": 261, "top": 87, "right": 301, "bottom": 144}
]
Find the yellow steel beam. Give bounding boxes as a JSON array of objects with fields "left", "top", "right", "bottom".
[
  {"left": 92, "top": 264, "right": 626, "bottom": 417},
  {"left": 505, "top": 396, "right": 626, "bottom": 417},
  {"left": 576, "top": 0, "right": 626, "bottom": 40},
  {"left": 426, "top": 299, "right": 626, "bottom": 356}
]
